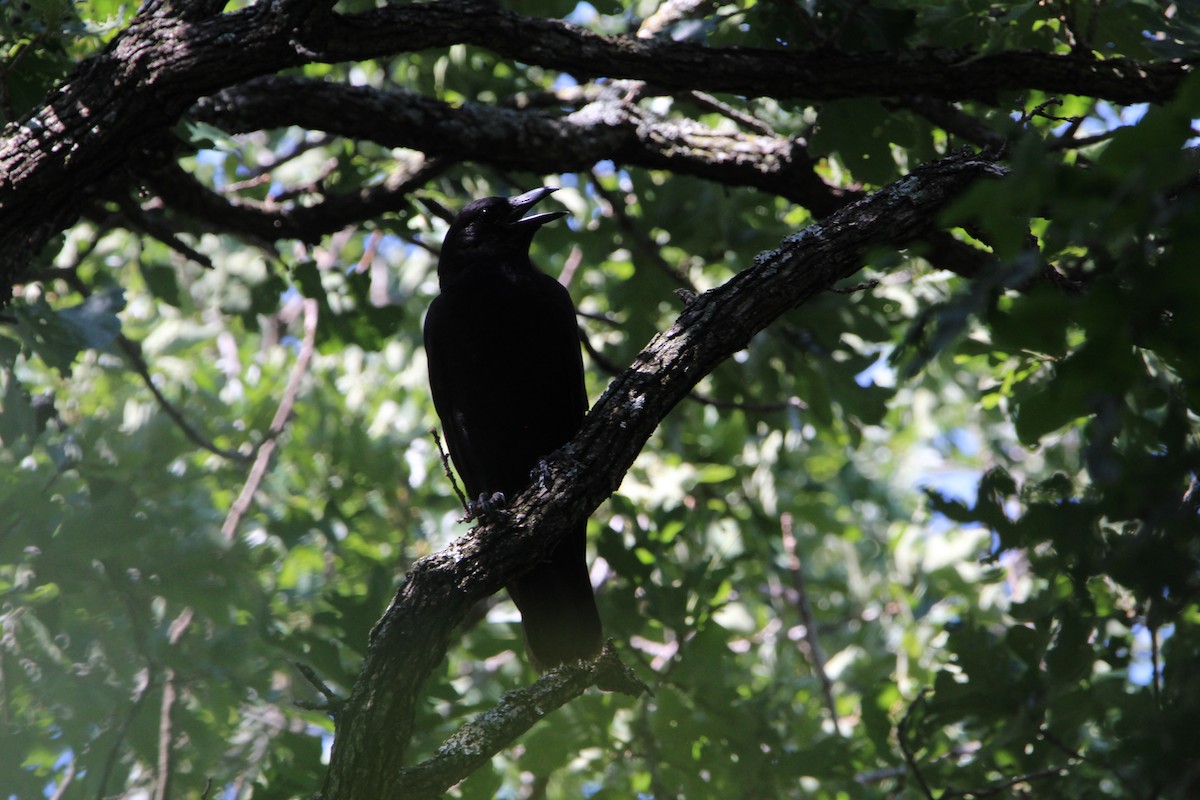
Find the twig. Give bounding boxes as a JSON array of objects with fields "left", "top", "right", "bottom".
[
  {"left": 1019, "top": 97, "right": 1079, "bottom": 125},
  {"left": 894, "top": 97, "right": 1006, "bottom": 151},
  {"left": 1039, "top": 729, "right": 1139, "bottom": 795},
  {"left": 947, "top": 765, "right": 1067, "bottom": 798},
  {"left": 1149, "top": 615, "right": 1162, "bottom": 708},
  {"left": 690, "top": 389, "right": 805, "bottom": 413},
  {"left": 228, "top": 133, "right": 336, "bottom": 184},
  {"left": 780, "top": 512, "right": 841, "bottom": 734},
  {"left": 222, "top": 298, "right": 319, "bottom": 541},
  {"left": 588, "top": 171, "right": 694, "bottom": 290},
  {"left": 637, "top": 0, "right": 713, "bottom": 38},
  {"left": 292, "top": 660, "right": 343, "bottom": 715},
  {"left": 117, "top": 334, "right": 251, "bottom": 461},
  {"left": 357, "top": 229, "right": 384, "bottom": 273},
  {"left": 114, "top": 195, "right": 214, "bottom": 269},
  {"left": 830, "top": 279, "right": 879, "bottom": 294},
  {"left": 94, "top": 665, "right": 153, "bottom": 800},
  {"left": 268, "top": 156, "right": 339, "bottom": 204},
  {"left": 854, "top": 765, "right": 908, "bottom": 785},
  {"left": 47, "top": 758, "right": 76, "bottom": 800},
  {"left": 898, "top": 689, "right": 935, "bottom": 800},
  {"left": 431, "top": 427, "right": 471, "bottom": 517},
  {"left": 56, "top": 269, "right": 250, "bottom": 462},
  {"left": 635, "top": 696, "right": 676, "bottom": 799},
  {"left": 17, "top": 225, "right": 106, "bottom": 287},
  {"left": 153, "top": 608, "right": 193, "bottom": 800},
  {"left": 581, "top": 327, "right": 803, "bottom": 413},
  {"left": 686, "top": 90, "right": 774, "bottom": 135}
]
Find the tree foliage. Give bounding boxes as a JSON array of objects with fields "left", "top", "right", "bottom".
[{"left": 2, "top": 0, "right": 1199, "bottom": 798}]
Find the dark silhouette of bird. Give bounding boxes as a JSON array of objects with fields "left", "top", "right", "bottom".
[{"left": 423, "top": 187, "right": 602, "bottom": 669}]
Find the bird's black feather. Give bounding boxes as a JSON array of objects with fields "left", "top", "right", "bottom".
[{"left": 424, "top": 187, "right": 602, "bottom": 668}]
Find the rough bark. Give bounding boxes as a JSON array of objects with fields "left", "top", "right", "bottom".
[{"left": 0, "top": 0, "right": 335, "bottom": 295}]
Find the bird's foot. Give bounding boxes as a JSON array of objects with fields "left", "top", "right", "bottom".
[
  {"left": 468, "top": 491, "right": 507, "bottom": 520},
  {"left": 531, "top": 458, "right": 554, "bottom": 492}
]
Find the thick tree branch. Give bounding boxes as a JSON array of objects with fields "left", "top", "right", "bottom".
[
  {"left": 135, "top": 153, "right": 446, "bottom": 245},
  {"left": 318, "top": 149, "right": 1006, "bottom": 800},
  {"left": 318, "top": 3, "right": 1190, "bottom": 105},
  {"left": 0, "top": 0, "right": 337, "bottom": 297},
  {"left": 192, "top": 77, "right": 1002, "bottom": 280},
  {"left": 193, "top": 76, "right": 849, "bottom": 216},
  {"left": 1, "top": 0, "right": 1186, "bottom": 298}
]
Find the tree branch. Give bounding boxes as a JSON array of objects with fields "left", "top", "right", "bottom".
[
  {"left": 318, "top": 149, "right": 1006, "bottom": 800},
  {"left": 392, "top": 643, "right": 643, "bottom": 799},
  {"left": 317, "top": 3, "right": 1190, "bottom": 105},
  {"left": 1, "top": 0, "right": 1185, "bottom": 297},
  {"left": 0, "top": 0, "right": 336, "bottom": 299},
  {"left": 222, "top": 297, "right": 319, "bottom": 542},
  {"left": 193, "top": 76, "right": 849, "bottom": 216}
]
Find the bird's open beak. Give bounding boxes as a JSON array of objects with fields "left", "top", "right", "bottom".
[{"left": 508, "top": 187, "right": 568, "bottom": 229}]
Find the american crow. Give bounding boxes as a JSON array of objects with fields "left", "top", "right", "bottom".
[{"left": 424, "top": 187, "right": 602, "bottom": 668}]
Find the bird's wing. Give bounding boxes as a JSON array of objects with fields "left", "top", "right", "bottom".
[{"left": 423, "top": 294, "right": 481, "bottom": 497}]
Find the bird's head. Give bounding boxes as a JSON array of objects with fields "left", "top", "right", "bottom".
[{"left": 437, "top": 187, "right": 567, "bottom": 288}]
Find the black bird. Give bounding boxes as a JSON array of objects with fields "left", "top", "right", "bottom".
[{"left": 423, "top": 187, "right": 602, "bottom": 668}]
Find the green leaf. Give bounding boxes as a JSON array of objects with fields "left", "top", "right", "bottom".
[{"left": 10, "top": 288, "right": 125, "bottom": 373}]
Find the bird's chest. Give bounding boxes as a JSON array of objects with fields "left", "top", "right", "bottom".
[{"left": 445, "top": 285, "right": 554, "bottom": 373}]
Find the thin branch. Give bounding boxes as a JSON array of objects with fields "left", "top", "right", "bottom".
[
  {"left": 393, "top": 643, "right": 645, "bottom": 799},
  {"left": 47, "top": 758, "right": 76, "bottom": 800},
  {"left": 947, "top": 765, "right": 1068, "bottom": 798},
  {"left": 153, "top": 607, "right": 193, "bottom": 800},
  {"left": 780, "top": 512, "right": 841, "bottom": 734},
  {"left": 222, "top": 297, "right": 319, "bottom": 541},
  {"left": 114, "top": 195, "right": 214, "bottom": 269},
  {"left": 268, "top": 156, "right": 340, "bottom": 204},
  {"left": 635, "top": 695, "right": 677, "bottom": 799},
  {"left": 1039, "top": 728, "right": 1139, "bottom": 795},
  {"left": 229, "top": 132, "right": 336, "bottom": 184},
  {"left": 292, "top": 660, "right": 343, "bottom": 715},
  {"left": 318, "top": 4, "right": 1191, "bottom": 104},
  {"left": 830, "top": 279, "right": 880, "bottom": 294},
  {"left": 637, "top": 0, "right": 714, "bottom": 39},
  {"left": 94, "top": 661, "right": 154, "bottom": 800},
  {"left": 897, "top": 689, "right": 936, "bottom": 800},
  {"left": 689, "top": 390, "right": 806, "bottom": 413},
  {"left": 1149, "top": 615, "right": 1162, "bottom": 708},
  {"left": 895, "top": 96, "right": 1007, "bottom": 151},
  {"left": 1050, "top": 124, "right": 1128, "bottom": 151},
  {"left": 854, "top": 765, "right": 908, "bottom": 785},
  {"left": 118, "top": 334, "right": 251, "bottom": 461},
  {"left": 55, "top": 269, "right": 250, "bottom": 462},
  {"left": 685, "top": 90, "right": 775, "bottom": 135},
  {"left": 139, "top": 153, "right": 449, "bottom": 247},
  {"left": 431, "top": 427, "right": 472, "bottom": 519},
  {"left": 588, "top": 170, "right": 695, "bottom": 290}
]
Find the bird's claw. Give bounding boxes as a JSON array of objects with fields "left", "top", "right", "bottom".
[
  {"left": 468, "top": 491, "right": 507, "bottom": 519},
  {"left": 531, "top": 458, "right": 554, "bottom": 491}
]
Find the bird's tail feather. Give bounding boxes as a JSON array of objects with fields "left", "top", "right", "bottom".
[{"left": 507, "top": 525, "right": 602, "bottom": 670}]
